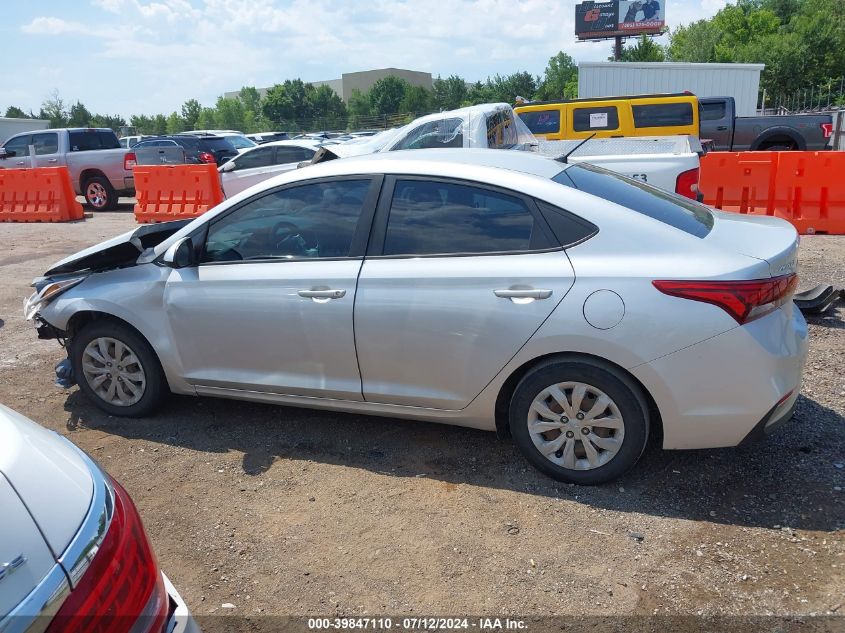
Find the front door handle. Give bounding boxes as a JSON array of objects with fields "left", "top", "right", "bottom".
[
  {"left": 298, "top": 289, "right": 346, "bottom": 299},
  {"left": 47, "top": 158, "right": 58, "bottom": 163},
  {"left": 494, "top": 289, "right": 553, "bottom": 300},
  {"left": 15, "top": 160, "right": 24, "bottom": 166},
  {"left": 716, "top": 126, "right": 729, "bottom": 131}
]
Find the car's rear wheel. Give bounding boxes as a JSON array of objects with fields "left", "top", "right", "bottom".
[
  {"left": 83, "top": 175, "right": 118, "bottom": 210},
  {"left": 509, "top": 359, "right": 649, "bottom": 485},
  {"left": 71, "top": 320, "right": 165, "bottom": 417}
]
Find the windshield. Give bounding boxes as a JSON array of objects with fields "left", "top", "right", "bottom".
[
  {"left": 226, "top": 135, "right": 257, "bottom": 149},
  {"left": 553, "top": 163, "right": 713, "bottom": 238}
]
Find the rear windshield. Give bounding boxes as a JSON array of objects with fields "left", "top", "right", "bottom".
[
  {"left": 553, "top": 163, "right": 713, "bottom": 238},
  {"left": 201, "top": 138, "right": 237, "bottom": 152},
  {"left": 518, "top": 109, "right": 561, "bottom": 134},
  {"left": 632, "top": 103, "right": 694, "bottom": 128},
  {"left": 68, "top": 130, "right": 121, "bottom": 151}
]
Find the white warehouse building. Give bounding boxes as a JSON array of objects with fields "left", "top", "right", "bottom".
[{"left": 578, "top": 62, "right": 765, "bottom": 117}]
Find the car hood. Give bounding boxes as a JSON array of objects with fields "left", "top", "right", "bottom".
[
  {"left": 0, "top": 404, "right": 93, "bottom": 557},
  {"left": 44, "top": 219, "right": 191, "bottom": 276}
]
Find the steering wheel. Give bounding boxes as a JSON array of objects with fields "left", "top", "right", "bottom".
[{"left": 270, "top": 220, "right": 317, "bottom": 257}]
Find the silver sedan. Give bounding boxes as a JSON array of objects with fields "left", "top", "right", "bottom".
[{"left": 26, "top": 149, "right": 808, "bottom": 484}]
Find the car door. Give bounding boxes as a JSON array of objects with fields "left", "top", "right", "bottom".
[
  {"left": 354, "top": 176, "right": 576, "bottom": 410},
  {"left": 30, "top": 132, "right": 64, "bottom": 168},
  {"left": 163, "top": 176, "right": 381, "bottom": 400},
  {"left": 0, "top": 134, "right": 32, "bottom": 168}
]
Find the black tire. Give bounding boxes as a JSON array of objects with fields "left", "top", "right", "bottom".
[
  {"left": 82, "top": 175, "right": 118, "bottom": 211},
  {"left": 508, "top": 359, "right": 649, "bottom": 485},
  {"left": 71, "top": 320, "right": 166, "bottom": 417}
]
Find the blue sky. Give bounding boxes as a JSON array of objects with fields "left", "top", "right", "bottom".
[{"left": 0, "top": 0, "right": 729, "bottom": 118}]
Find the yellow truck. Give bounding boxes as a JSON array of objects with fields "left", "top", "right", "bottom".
[{"left": 514, "top": 92, "right": 700, "bottom": 140}]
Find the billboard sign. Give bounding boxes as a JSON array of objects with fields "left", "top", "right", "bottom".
[{"left": 575, "top": 0, "right": 666, "bottom": 39}]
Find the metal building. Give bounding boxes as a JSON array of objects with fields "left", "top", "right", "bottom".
[
  {"left": 578, "top": 62, "right": 765, "bottom": 117},
  {"left": 0, "top": 117, "right": 49, "bottom": 145}
]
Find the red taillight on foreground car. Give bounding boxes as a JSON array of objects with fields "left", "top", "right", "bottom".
[
  {"left": 675, "top": 167, "right": 699, "bottom": 200},
  {"left": 124, "top": 152, "right": 137, "bottom": 170},
  {"left": 198, "top": 151, "right": 216, "bottom": 164},
  {"left": 821, "top": 122, "right": 833, "bottom": 138},
  {"left": 653, "top": 273, "right": 798, "bottom": 324},
  {"left": 46, "top": 479, "right": 168, "bottom": 633}
]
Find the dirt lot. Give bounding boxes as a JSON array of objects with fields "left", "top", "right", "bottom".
[{"left": 1, "top": 209, "right": 843, "bottom": 626}]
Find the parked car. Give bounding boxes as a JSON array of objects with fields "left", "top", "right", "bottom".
[
  {"left": 0, "top": 128, "right": 134, "bottom": 210},
  {"left": 133, "top": 134, "right": 239, "bottom": 165},
  {"left": 179, "top": 130, "right": 257, "bottom": 154},
  {"left": 24, "top": 149, "right": 807, "bottom": 485},
  {"left": 515, "top": 92, "right": 700, "bottom": 141},
  {"left": 246, "top": 132, "right": 290, "bottom": 144},
  {"left": 118, "top": 134, "right": 148, "bottom": 148},
  {"left": 219, "top": 139, "right": 322, "bottom": 197},
  {"left": 0, "top": 403, "right": 199, "bottom": 632},
  {"left": 699, "top": 96, "right": 834, "bottom": 151}
]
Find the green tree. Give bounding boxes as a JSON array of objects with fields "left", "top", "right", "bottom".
[
  {"left": 310, "top": 84, "right": 346, "bottom": 127},
  {"left": 617, "top": 33, "right": 666, "bottom": 61},
  {"left": 197, "top": 107, "right": 217, "bottom": 130},
  {"left": 667, "top": 19, "right": 722, "bottom": 62},
  {"left": 399, "top": 85, "right": 432, "bottom": 114},
  {"left": 484, "top": 72, "right": 538, "bottom": 104},
  {"left": 166, "top": 111, "right": 186, "bottom": 134},
  {"left": 347, "top": 88, "right": 372, "bottom": 117},
  {"left": 129, "top": 114, "right": 154, "bottom": 134},
  {"left": 536, "top": 51, "right": 578, "bottom": 100},
  {"left": 465, "top": 81, "right": 493, "bottom": 105},
  {"left": 181, "top": 99, "right": 201, "bottom": 130},
  {"left": 432, "top": 75, "right": 468, "bottom": 111},
  {"left": 91, "top": 114, "right": 126, "bottom": 132},
  {"left": 262, "top": 79, "right": 316, "bottom": 126},
  {"left": 152, "top": 114, "right": 168, "bottom": 135},
  {"left": 238, "top": 86, "right": 262, "bottom": 115},
  {"left": 67, "top": 101, "right": 93, "bottom": 127},
  {"left": 4, "top": 106, "right": 29, "bottom": 118},
  {"left": 215, "top": 97, "right": 246, "bottom": 131},
  {"left": 369, "top": 76, "right": 409, "bottom": 115}
]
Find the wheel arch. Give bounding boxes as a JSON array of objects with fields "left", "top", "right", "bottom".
[
  {"left": 67, "top": 310, "right": 170, "bottom": 389},
  {"left": 78, "top": 168, "right": 109, "bottom": 190},
  {"left": 494, "top": 351, "right": 663, "bottom": 443},
  {"left": 749, "top": 127, "right": 805, "bottom": 151}
]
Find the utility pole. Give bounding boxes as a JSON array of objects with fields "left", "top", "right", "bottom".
[{"left": 614, "top": 35, "right": 624, "bottom": 61}]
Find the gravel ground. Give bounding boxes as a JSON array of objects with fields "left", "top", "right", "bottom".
[{"left": 0, "top": 210, "right": 843, "bottom": 627}]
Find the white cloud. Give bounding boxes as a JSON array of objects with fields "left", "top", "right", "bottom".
[{"left": 21, "top": 17, "right": 88, "bottom": 35}]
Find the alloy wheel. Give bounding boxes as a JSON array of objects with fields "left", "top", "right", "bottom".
[{"left": 86, "top": 182, "right": 108, "bottom": 209}]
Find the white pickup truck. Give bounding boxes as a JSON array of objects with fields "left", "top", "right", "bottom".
[{"left": 0, "top": 128, "right": 135, "bottom": 210}]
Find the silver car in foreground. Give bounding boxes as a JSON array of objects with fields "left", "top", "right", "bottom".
[
  {"left": 25, "top": 149, "right": 808, "bottom": 484},
  {"left": 0, "top": 404, "right": 198, "bottom": 632}
]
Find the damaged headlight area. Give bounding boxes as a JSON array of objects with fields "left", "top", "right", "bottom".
[{"left": 23, "top": 275, "right": 88, "bottom": 321}]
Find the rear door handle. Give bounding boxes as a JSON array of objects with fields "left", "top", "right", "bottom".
[
  {"left": 15, "top": 161, "right": 24, "bottom": 165},
  {"left": 47, "top": 158, "right": 58, "bottom": 163},
  {"left": 716, "top": 126, "right": 729, "bottom": 131},
  {"left": 298, "top": 289, "right": 346, "bottom": 299},
  {"left": 494, "top": 289, "right": 552, "bottom": 300}
]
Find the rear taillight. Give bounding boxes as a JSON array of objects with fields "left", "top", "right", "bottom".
[
  {"left": 821, "top": 123, "right": 833, "bottom": 138},
  {"left": 47, "top": 478, "right": 168, "bottom": 633},
  {"left": 124, "top": 152, "right": 136, "bottom": 170},
  {"left": 198, "top": 151, "right": 216, "bottom": 163},
  {"left": 675, "top": 167, "right": 699, "bottom": 200},
  {"left": 653, "top": 273, "right": 798, "bottom": 324}
]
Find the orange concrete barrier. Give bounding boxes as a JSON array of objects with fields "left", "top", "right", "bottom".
[
  {"left": 134, "top": 164, "right": 223, "bottom": 223},
  {"left": 700, "top": 151, "right": 845, "bottom": 234},
  {"left": 0, "top": 167, "right": 83, "bottom": 223}
]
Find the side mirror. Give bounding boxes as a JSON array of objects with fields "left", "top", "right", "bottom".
[
  {"left": 0, "top": 149, "right": 9, "bottom": 159},
  {"left": 162, "top": 237, "right": 194, "bottom": 268},
  {"left": 220, "top": 160, "right": 236, "bottom": 173}
]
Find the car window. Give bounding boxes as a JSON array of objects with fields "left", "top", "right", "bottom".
[
  {"left": 232, "top": 146, "right": 274, "bottom": 170},
  {"left": 383, "top": 179, "right": 551, "bottom": 256},
  {"left": 486, "top": 110, "right": 519, "bottom": 149},
  {"left": 701, "top": 101, "right": 727, "bottom": 121},
  {"left": 632, "top": 103, "right": 694, "bottom": 128},
  {"left": 225, "top": 135, "right": 255, "bottom": 149},
  {"left": 69, "top": 130, "right": 119, "bottom": 151},
  {"left": 518, "top": 109, "right": 561, "bottom": 134},
  {"left": 202, "top": 179, "right": 372, "bottom": 262},
  {"left": 572, "top": 106, "right": 620, "bottom": 132},
  {"left": 274, "top": 146, "right": 314, "bottom": 164},
  {"left": 119, "top": 138, "right": 129, "bottom": 148},
  {"left": 553, "top": 163, "right": 713, "bottom": 238},
  {"left": 391, "top": 118, "right": 463, "bottom": 150},
  {"left": 3, "top": 135, "right": 31, "bottom": 157},
  {"left": 31, "top": 133, "right": 59, "bottom": 155}
]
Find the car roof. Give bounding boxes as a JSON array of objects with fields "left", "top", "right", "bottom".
[{"left": 307, "top": 148, "right": 565, "bottom": 179}]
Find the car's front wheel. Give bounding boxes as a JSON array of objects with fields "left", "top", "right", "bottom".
[
  {"left": 71, "top": 320, "right": 165, "bottom": 417},
  {"left": 509, "top": 359, "right": 649, "bottom": 485}
]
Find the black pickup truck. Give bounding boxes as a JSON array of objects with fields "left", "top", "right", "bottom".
[{"left": 699, "top": 96, "right": 833, "bottom": 151}]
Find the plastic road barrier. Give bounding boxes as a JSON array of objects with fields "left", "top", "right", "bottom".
[
  {"left": 700, "top": 151, "right": 845, "bottom": 235},
  {"left": 0, "top": 167, "right": 83, "bottom": 223},
  {"left": 134, "top": 163, "right": 224, "bottom": 223}
]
